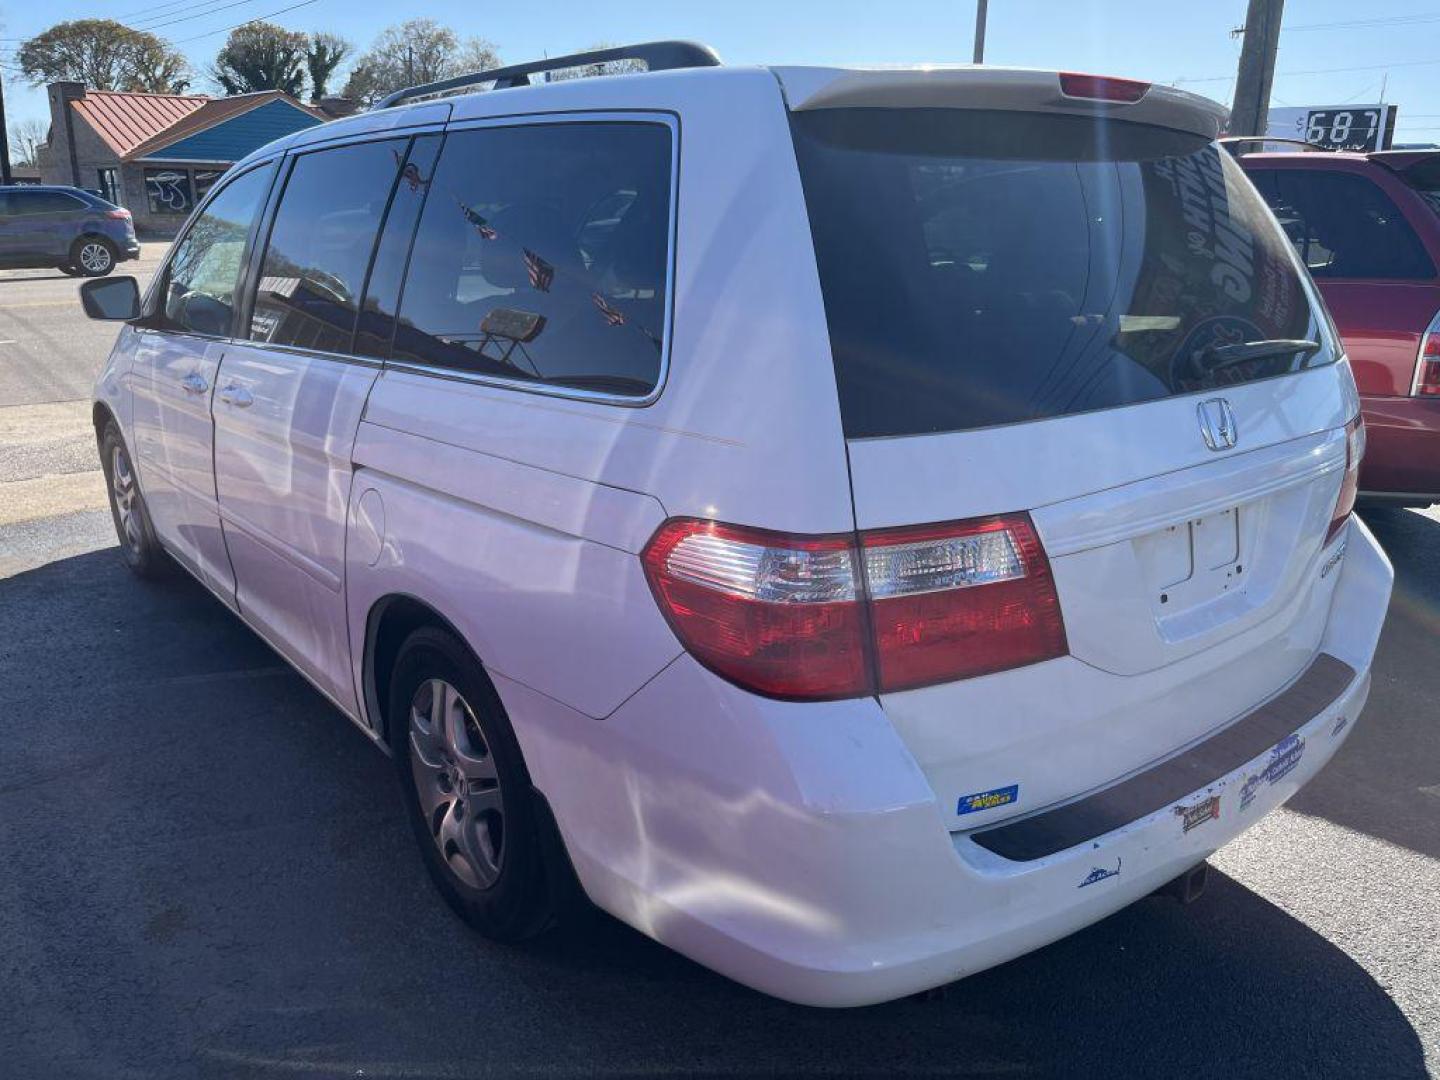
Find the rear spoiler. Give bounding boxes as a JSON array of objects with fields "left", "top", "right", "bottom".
[
  {"left": 773, "top": 66, "right": 1228, "bottom": 140},
  {"left": 1369, "top": 149, "right": 1440, "bottom": 175}
]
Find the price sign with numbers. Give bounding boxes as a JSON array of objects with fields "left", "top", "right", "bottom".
[{"left": 1301, "top": 105, "right": 1398, "bottom": 152}]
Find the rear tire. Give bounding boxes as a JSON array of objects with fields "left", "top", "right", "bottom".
[
  {"left": 390, "top": 627, "right": 555, "bottom": 941},
  {"left": 99, "top": 420, "right": 167, "bottom": 579},
  {"left": 59, "top": 264, "right": 85, "bottom": 277},
  {"left": 71, "top": 236, "right": 116, "bottom": 277}
]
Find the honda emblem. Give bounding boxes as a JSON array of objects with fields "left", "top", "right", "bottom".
[{"left": 1197, "top": 398, "right": 1238, "bottom": 451}]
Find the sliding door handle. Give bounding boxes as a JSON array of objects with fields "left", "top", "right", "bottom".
[{"left": 217, "top": 384, "right": 254, "bottom": 408}]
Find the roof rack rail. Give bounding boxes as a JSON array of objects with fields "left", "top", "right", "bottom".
[
  {"left": 1218, "top": 135, "right": 1332, "bottom": 155},
  {"left": 375, "top": 40, "right": 722, "bottom": 110}
]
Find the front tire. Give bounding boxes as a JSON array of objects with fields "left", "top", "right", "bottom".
[
  {"left": 391, "top": 627, "right": 555, "bottom": 941},
  {"left": 99, "top": 420, "right": 167, "bottom": 578},
  {"left": 59, "top": 264, "right": 85, "bottom": 277},
  {"left": 72, "top": 236, "right": 116, "bottom": 277}
]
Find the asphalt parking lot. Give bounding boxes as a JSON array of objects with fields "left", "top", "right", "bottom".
[{"left": 0, "top": 253, "right": 1437, "bottom": 1079}]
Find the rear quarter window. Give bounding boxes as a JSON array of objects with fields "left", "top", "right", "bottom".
[{"left": 391, "top": 120, "right": 674, "bottom": 398}]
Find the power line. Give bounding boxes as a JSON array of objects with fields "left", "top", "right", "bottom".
[
  {"left": 118, "top": 0, "right": 213, "bottom": 19},
  {"left": 1286, "top": 11, "right": 1440, "bottom": 32},
  {"left": 169, "top": 0, "right": 321, "bottom": 43},
  {"left": 1179, "top": 56, "right": 1440, "bottom": 84},
  {"left": 131, "top": 0, "right": 271, "bottom": 33}
]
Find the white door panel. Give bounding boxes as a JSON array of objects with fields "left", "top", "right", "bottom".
[
  {"left": 213, "top": 344, "right": 378, "bottom": 715},
  {"left": 127, "top": 329, "right": 234, "bottom": 603}
]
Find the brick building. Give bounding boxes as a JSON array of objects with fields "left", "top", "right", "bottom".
[{"left": 37, "top": 83, "right": 327, "bottom": 237}]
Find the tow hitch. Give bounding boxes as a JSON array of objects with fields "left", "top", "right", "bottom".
[{"left": 1155, "top": 861, "right": 1210, "bottom": 904}]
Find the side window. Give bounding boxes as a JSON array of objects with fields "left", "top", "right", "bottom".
[
  {"left": 355, "top": 135, "right": 442, "bottom": 360},
  {"left": 392, "top": 121, "right": 673, "bottom": 397},
  {"left": 158, "top": 164, "right": 274, "bottom": 337},
  {"left": 1256, "top": 168, "right": 1436, "bottom": 280},
  {"left": 25, "top": 192, "right": 86, "bottom": 213},
  {"left": 248, "top": 139, "right": 406, "bottom": 354},
  {"left": 4, "top": 191, "right": 42, "bottom": 216}
]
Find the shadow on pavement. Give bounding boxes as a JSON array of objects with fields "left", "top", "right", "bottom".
[
  {"left": 0, "top": 547, "right": 1427, "bottom": 1079},
  {"left": 1285, "top": 508, "right": 1440, "bottom": 862},
  {"left": 0, "top": 273, "right": 80, "bottom": 284}
]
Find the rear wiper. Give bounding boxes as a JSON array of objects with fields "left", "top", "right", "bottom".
[{"left": 1191, "top": 338, "right": 1321, "bottom": 376}]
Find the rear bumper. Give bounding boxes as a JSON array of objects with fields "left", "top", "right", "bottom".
[
  {"left": 1359, "top": 394, "right": 1440, "bottom": 504},
  {"left": 509, "top": 518, "right": 1393, "bottom": 1007}
]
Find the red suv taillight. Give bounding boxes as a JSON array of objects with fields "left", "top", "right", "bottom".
[
  {"left": 1325, "top": 416, "right": 1365, "bottom": 546},
  {"left": 1413, "top": 311, "right": 1440, "bottom": 396},
  {"left": 641, "top": 514, "right": 1067, "bottom": 701}
]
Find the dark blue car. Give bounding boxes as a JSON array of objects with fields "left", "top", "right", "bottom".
[{"left": 0, "top": 185, "right": 141, "bottom": 277}]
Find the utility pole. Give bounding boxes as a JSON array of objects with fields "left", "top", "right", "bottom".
[
  {"left": 0, "top": 77, "right": 12, "bottom": 185},
  {"left": 972, "top": 0, "right": 989, "bottom": 64},
  {"left": 1231, "top": 0, "right": 1285, "bottom": 136}
]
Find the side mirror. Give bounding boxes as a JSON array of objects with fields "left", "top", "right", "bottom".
[{"left": 79, "top": 276, "right": 141, "bottom": 321}]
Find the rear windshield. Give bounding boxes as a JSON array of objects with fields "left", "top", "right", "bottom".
[
  {"left": 1394, "top": 156, "right": 1440, "bottom": 215},
  {"left": 791, "top": 109, "right": 1335, "bottom": 439}
]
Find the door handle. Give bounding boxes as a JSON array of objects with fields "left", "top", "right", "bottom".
[
  {"left": 218, "top": 383, "right": 254, "bottom": 408},
  {"left": 180, "top": 372, "right": 208, "bottom": 395}
]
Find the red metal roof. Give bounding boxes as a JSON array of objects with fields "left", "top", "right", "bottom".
[{"left": 70, "top": 90, "right": 209, "bottom": 157}]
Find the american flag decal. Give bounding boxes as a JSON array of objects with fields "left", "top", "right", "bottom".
[
  {"left": 460, "top": 202, "right": 497, "bottom": 240},
  {"left": 592, "top": 292, "right": 627, "bottom": 326},
  {"left": 523, "top": 249, "right": 555, "bottom": 292}
]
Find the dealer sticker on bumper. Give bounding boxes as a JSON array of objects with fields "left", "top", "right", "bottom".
[
  {"left": 1176, "top": 794, "right": 1220, "bottom": 833},
  {"left": 957, "top": 784, "right": 1018, "bottom": 816}
]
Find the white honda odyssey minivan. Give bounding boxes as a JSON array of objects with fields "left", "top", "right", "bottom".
[{"left": 81, "top": 43, "right": 1394, "bottom": 1007}]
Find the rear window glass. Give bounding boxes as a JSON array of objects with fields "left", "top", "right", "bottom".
[
  {"left": 791, "top": 109, "right": 1333, "bottom": 439},
  {"left": 1247, "top": 168, "right": 1436, "bottom": 281},
  {"left": 1391, "top": 156, "right": 1440, "bottom": 216}
]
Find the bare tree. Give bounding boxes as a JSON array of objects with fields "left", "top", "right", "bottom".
[
  {"left": 343, "top": 20, "right": 500, "bottom": 107},
  {"left": 543, "top": 43, "right": 646, "bottom": 82},
  {"left": 8, "top": 118, "right": 48, "bottom": 166}
]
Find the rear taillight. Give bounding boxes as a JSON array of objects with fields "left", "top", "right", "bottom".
[
  {"left": 104, "top": 208, "right": 131, "bottom": 220},
  {"left": 1412, "top": 312, "right": 1440, "bottom": 396},
  {"left": 862, "top": 516, "right": 1067, "bottom": 692},
  {"left": 641, "top": 513, "right": 1067, "bottom": 701},
  {"left": 640, "top": 520, "right": 869, "bottom": 700},
  {"left": 1325, "top": 417, "right": 1365, "bottom": 546},
  {"left": 1058, "top": 72, "right": 1150, "bottom": 103}
]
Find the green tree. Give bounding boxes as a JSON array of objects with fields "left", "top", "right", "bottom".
[
  {"left": 304, "top": 32, "right": 352, "bottom": 102},
  {"left": 211, "top": 22, "right": 308, "bottom": 96},
  {"left": 17, "top": 19, "right": 190, "bottom": 92},
  {"left": 342, "top": 20, "right": 499, "bottom": 107}
]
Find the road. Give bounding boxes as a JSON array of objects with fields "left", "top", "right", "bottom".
[{"left": 0, "top": 256, "right": 1436, "bottom": 1079}]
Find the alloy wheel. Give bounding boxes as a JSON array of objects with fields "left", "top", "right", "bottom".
[
  {"left": 408, "top": 678, "right": 505, "bottom": 890},
  {"left": 110, "top": 444, "right": 141, "bottom": 552},
  {"left": 79, "top": 242, "right": 112, "bottom": 274}
]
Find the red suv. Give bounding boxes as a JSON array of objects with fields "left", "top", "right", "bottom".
[{"left": 1236, "top": 146, "right": 1440, "bottom": 506}]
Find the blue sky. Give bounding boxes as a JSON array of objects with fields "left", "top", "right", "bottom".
[{"left": 3, "top": 0, "right": 1439, "bottom": 142}]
